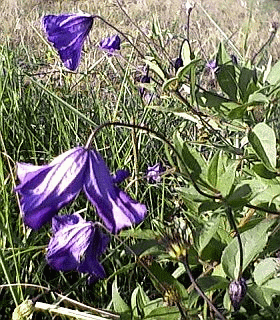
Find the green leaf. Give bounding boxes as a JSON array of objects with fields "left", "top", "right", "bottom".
[
  {"left": 238, "top": 67, "right": 257, "bottom": 102},
  {"left": 162, "top": 77, "right": 178, "bottom": 92},
  {"left": 248, "top": 122, "right": 277, "bottom": 171},
  {"left": 266, "top": 59, "right": 280, "bottom": 85},
  {"left": 217, "top": 160, "right": 238, "bottom": 197},
  {"left": 144, "top": 57, "right": 166, "bottom": 81},
  {"left": 262, "top": 278, "right": 280, "bottom": 294},
  {"left": 216, "top": 65, "right": 238, "bottom": 101},
  {"left": 143, "top": 306, "right": 180, "bottom": 319},
  {"left": 221, "top": 219, "right": 275, "bottom": 279},
  {"left": 251, "top": 184, "right": 280, "bottom": 209},
  {"left": 207, "top": 151, "right": 220, "bottom": 187},
  {"left": 207, "top": 151, "right": 238, "bottom": 196},
  {"left": 176, "top": 59, "right": 201, "bottom": 81},
  {"left": 148, "top": 261, "right": 188, "bottom": 301},
  {"left": 227, "top": 105, "right": 247, "bottom": 120},
  {"left": 253, "top": 258, "right": 279, "bottom": 286},
  {"left": 252, "top": 163, "right": 277, "bottom": 179},
  {"left": 181, "top": 39, "right": 192, "bottom": 66},
  {"left": 226, "top": 179, "right": 267, "bottom": 208},
  {"left": 194, "top": 213, "right": 221, "bottom": 254},
  {"left": 131, "top": 285, "right": 150, "bottom": 318},
  {"left": 247, "top": 283, "right": 274, "bottom": 309},
  {"left": 174, "top": 132, "right": 207, "bottom": 182},
  {"left": 216, "top": 42, "right": 232, "bottom": 65},
  {"left": 112, "top": 279, "right": 131, "bottom": 316},
  {"left": 247, "top": 92, "right": 268, "bottom": 104}
]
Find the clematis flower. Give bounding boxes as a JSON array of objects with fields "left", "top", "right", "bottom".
[
  {"left": 99, "top": 35, "right": 121, "bottom": 53},
  {"left": 146, "top": 163, "right": 165, "bottom": 183},
  {"left": 47, "top": 213, "right": 109, "bottom": 282},
  {"left": 206, "top": 59, "right": 218, "bottom": 72},
  {"left": 15, "top": 147, "right": 146, "bottom": 233}
]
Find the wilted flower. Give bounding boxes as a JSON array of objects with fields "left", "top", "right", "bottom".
[
  {"left": 229, "top": 278, "right": 247, "bottom": 311},
  {"left": 15, "top": 147, "right": 146, "bottom": 233},
  {"left": 99, "top": 35, "right": 121, "bottom": 53},
  {"left": 47, "top": 213, "right": 109, "bottom": 282},
  {"left": 146, "top": 163, "right": 165, "bottom": 183}
]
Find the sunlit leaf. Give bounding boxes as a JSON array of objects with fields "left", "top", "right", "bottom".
[
  {"left": 248, "top": 123, "right": 277, "bottom": 171},
  {"left": 253, "top": 258, "right": 279, "bottom": 286},
  {"left": 221, "top": 219, "right": 276, "bottom": 279}
]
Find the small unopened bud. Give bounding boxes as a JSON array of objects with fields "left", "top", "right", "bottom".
[
  {"left": 230, "top": 54, "right": 238, "bottom": 65},
  {"left": 139, "top": 75, "right": 151, "bottom": 97},
  {"left": 12, "top": 300, "right": 34, "bottom": 320},
  {"left": 229, "top": 278, "right": 247, "bottom": 311},
  {"left": 174, "top": 57, "right": 184, "bottom": 72}
]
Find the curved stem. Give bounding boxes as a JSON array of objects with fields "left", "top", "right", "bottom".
[
  {"left": 85, "top": 121, "right": 221, "bottom": 200},
  {"left": 182, "top": 256, "right": 226, "bottom": 320}
]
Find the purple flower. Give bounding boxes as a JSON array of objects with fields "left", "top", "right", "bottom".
[
  {"left": 15, "top": 147, "right": 146, "bottom": 233},
  {"left": 229, "top": 278, "right": 247, "bottom": 311},
  {"left": 146, "top": 163, "right": 165, "bottom": 183},
  {"left": 47, "top": 213, "right": 109, "bottom": 282},
  {"left": 42, "top": 13, "right": 94, "bottom": 70},
  {"left": 206, "top": 59, "right": 218, "bottom": 71},
  {"left": 99, "top": 35, "right": 121, "bottom": 53}
]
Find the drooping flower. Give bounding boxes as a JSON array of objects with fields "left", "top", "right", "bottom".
[
  {"left": 229, "top": 278, "right": 247, "bottom": 311},
  {"left": 146, "top": 163, "right": 165, "bottom": 183},
  {"left": 15, "top": 147, "right": 146, "bottom": 233},
  {"left": 99, "top": 35, "right": 121, "bottom": 53},
  {"left": 47, "top": 213, "right": 109, "bottom": 282},
  {"left": 42, "top": 13, "right": 94, "bottom": 70}
]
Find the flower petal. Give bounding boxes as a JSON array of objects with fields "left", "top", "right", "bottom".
[
  {"left": 112, "top": 169, "right": 130, "bottom": 184},
  {"left": 84, "top": 149, "right": 147, "bottom": 233},
  {"left": 146, "top": 163, "right": 164, "bottom": 183},
  {"left": 99, "top": 35, "right": 121, "bottom": 52},
  {"left": 47, "top": 213, "right": 109, "bottom": 281},
  {"left": 47, "top": 213, "right": 93, "bottom": 271},
  {"left": 15, "top": 147, "right": 88, "bottom": 229},
  {"left": 78, "top": 226, "right": 110, "bottom": 279}
]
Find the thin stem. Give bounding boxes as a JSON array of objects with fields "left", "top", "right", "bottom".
[
  {"left": 251, "top": 23, "right": 278, "bottom": 65},
  {"left": 85, "top": 121, "right": 221, "bottom": 200},
  {"left": 182, "top": 256, "right": 226, "bottom": 320},
  {"left": 245, "top": 203, "right": 280, "bottom": 215}
]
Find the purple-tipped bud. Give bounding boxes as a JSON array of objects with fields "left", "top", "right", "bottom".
[
  {"left": 230, "top": 54, "right": 238, "bottom": 65},
  {"left": 229, "top": 278, "right": 247, "bottom": 311},
  {"left": 174, "top": 57, "right": 184, "bottom": 72}
]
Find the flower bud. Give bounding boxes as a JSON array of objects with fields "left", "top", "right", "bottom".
[
  {"left": 229, "top": 278, "right": 247, "bottom": 311},
  {"left": 174, "top": 57, "right": 183, "bottom": 72}
]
